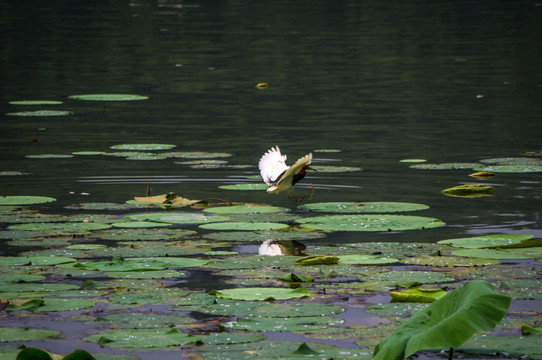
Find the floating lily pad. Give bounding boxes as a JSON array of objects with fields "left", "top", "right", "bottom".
[
  {"left": 204, "top": 230, "right": 326, "bottom": 242},
  {"left": 0, "top": 196, "right": 56, "bottom": 205},
  {"left": 200, "top": 222, "right": 289, "bottom": 231},
  {"left": 72, "top": 151, "right": 105, "bottom": 156},
  {"left": 5, "top": 299, "right": 45, "bottom": 312},
  {"left": 451, "top": 248, "right": 534, "bottom": 259},
  {"left": 69, "top": 94, "right": 149, "bottom": 101},
  {"left": 459, "top": 333, "right": 542, "bottom": 358},
  {"left": 83, "top": 328, "right": 198, "bottom": 348},
  {"left": 365, "top": 270, "right": 455, "bottom": 288},
  {"left": 0, "top": 327, "right": 61, "bottom": 341},
  {"left": 66, "top": 202, "right": 140, "bottom": 211},
  {"left": 219, "top": 183, "right": 269, "bottom": 191},
  {"left": 204, "top": 205, "right": 289, "bottom": 214},
  {"left": 298, "top": 202, "right": 429, "bottom": 213},
  {"left": 112, "top": 221, "right": 172, "bottom": 228},
  {"left": 213, "top": 287, "right": 310, "bottom": 301},
  {"left": 473, "top": 164, "right": 542, "bottom": 173},
  {"left": 105, "top": 270, "right": 184, "bottom": 279},
  {"left": 339, "top": 255, "right": 399, "bottom": 265},
  {"left": 110, "top": 144, "right": 176, "bottom": 151},
  {"left": 389, "top": 288, "right": 447, "bottom": 303},
  {"left": 295, "top": 255, "right": 339, "bottom": 266},
  {"left": 409, "top": 163, "right": 480, "bottom": 170},
  {"left": 162, "top": 151, "right": 232, "bottom": 159},
  {"left": 480, "top": 157, "right": 542, "bottom": 165},
  {"left": 469, "top": 171, "right": 495, "bottom": 178},
  {"left": 128, "top": 257, "right": 207, "bottom": 268},
  {"left": 8, "top": 222, "right": 110, "bottom": 231},
  {"left": 401, "top": 256, "right": 500, "bottom": 267},
  {"left": 311, "top": 165, "right": 362, "bottom": 172},
  {"left": 35, "top": 298, "right": 96, "bottom": 312},
  {"left": 9, "top": 100, "right": 63, "bottom": 105},
  {"left": 26, "top": 154, "right": 75, "bottom": 159},
  {"left": 127, "top": 212, "right": 229, "bottom": 224},
  {"left": 441, "top": 184, "right": 495, "bottom": 198},
  {"left": 437, "top": 234, "right": 534, "bottom": 248},
  {"left": 6, "top": 110, "right": 73, "bottom": 116},
  {"left": 72, "top": 258, "right": 169, "bottom": 272},
  {"left": 220, "top": 315, "right": 343, "bottom": 332},
  {"left": 0, "top": 171, "right": 30, "bottom": 176},
  {"left": 0, "top": 283, "right": 79, "bottom": 292},
  {"left": 95, "top": 314, "right": 193, "bottom": 329},
  {"left": 0, "top": 273, "right": 45, "bottom": 284},
  {"left": 0, "top": 256, "right": 76, "bottom": 266},
  {"left": 91, "top": 228, "right": 195, "bottom": 241},
  {"left": 400, "top": 159, "right": 426, "bottom": 163},
  {"left": 297, "top": 214, "right": 445, "bottom": 232}
]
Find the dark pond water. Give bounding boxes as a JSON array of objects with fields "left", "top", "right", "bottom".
[{"left": 1, "top": 1, "right": 541, "bottom": 359}]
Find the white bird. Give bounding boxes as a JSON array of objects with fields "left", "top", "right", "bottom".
[{"left": 258, "top": 146, "right": 314, "bottom": 195}]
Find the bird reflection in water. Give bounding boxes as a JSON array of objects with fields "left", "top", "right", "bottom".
[{"left": 258, "top": 239, "right": 306, "bottom": 256}]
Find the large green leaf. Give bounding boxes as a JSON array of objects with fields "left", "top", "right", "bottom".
[
  {"left": 373, "top": 280, "right": 511, "bottom": 360},
  {"left": 212, "top": 287, "right": 310, "bottom": 301},
  {"left": 298, "top": 202, "right": 429, "bottom": 213},
  {"left": 297, "top": 214, "right": 445, "bottom": 232},
  {"left": 437, "top": 234, "right": 533, "bottom": 248}
]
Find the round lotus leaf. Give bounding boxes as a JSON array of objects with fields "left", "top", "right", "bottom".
[
  {"left": 83, "top": 328, "right": 199, "bottom": 348},
  {"left": 200, "top": 222, "right": 289, "bottom": 231},
  {"left": 0, "top": 256, "right": 76, "bottom": 266},
  {"left": 453, "top": 248, "right": 541, "bottom": 259},
  {"left": 9, "top": 100, "right": 63, "bottom": 105},
  {"left": 0, "top": 273, "right": 45, "bottom": 284},
  {"left": 365, "top": 270, "right": 455, "bottom": 288},
  {"left": 366, "top": 302, "right": 428, "bottom": 316},
  {"left": 8, "top": 222, "right": 110, "bottom": 231},
  {"left": 213, "top": 287, "right": 310, "bottom": 301},
  {"left": 220, "top": 315, "right": 342, "bottom": 332},
  {"left": 95, "top": 313, "right": 194, "bottom": 329},
  {"left": 0, "top": 283, "right": 79, "bottom": 292},
  {"left": 198, "top": 300, "right": 343, "bottom": 317},
  {"left": 219, "top": 183, "right": 269, "bottom": 191},
  {"left": 409, "top": 163, "right": 480, "bottom": 170},
  {"left": 127, "top": 257, "right": 207, "bottom": 268},
  {"left": 204, "top": 230, "right": 326, "bottom": 242},
  {"left": 480, "top": 157, "right": 542, "bottom": 165},
  {"left": 108, "top": 293, "right": 170, "bottom": 305},
  {"left": 0, "top": 196, "right": 56, "bottom": 205},
  {"left": 6, "top": 110, "right": 73, "bottom": 116},
  {"left": 473, "top": 164, "right": 542, "bottom": 173},
  {"left": 72, "top": 151, "right": 104, "bottom": 155},
  {"left": 204, "top": 204, "right": 289, "bottom": 214},
  {"left": 69, "top": 94, "right": 148, "bottom": 101},
  {"left": 105, "top": 269, "right": 185, "bottom": 279},
  {"left": 73, "top": 258, "right": 170, "bottom": 272},
  {"left": 311, "top": 165, "right": 362, "bottom": 172},
  {"left": 127, "top": 212, "right": 229, "bottom": 224},
  {"left": 298, "top": 202, "right": 429, "bottom": 213},
  {"left": 91, "top": 228, "right": 195, "bottom": 241},
  {"left": 437, "top": 234, "right": 533, "bottom": 248},
  {"left": 35, "top": 298, "right": 96, "bottom": 312},
  {"left": 26, "top": 154, "right": 74, "bottom": 159},
  {"left": 441, "top": 184, "right": 495, "bottom": 198},
  {"left": 338, "top": 255, "right": 399, "bottom": 265},
  {"left": 197, "top": 332, "right": 266, "bottom": 345},
  {"left": 112, "top": 221, "right": 172, "bottom": 228},
  {"left": 297, "top": 214, "right": 445, "bottom": 232},
  {"left": 401, "top": 256, "right": 500, "bottom": 267},
  {"left": 109, "top": 143, "right": 175, "bottom": 151},
  {"left": 67, "top": 202, "right": 141, "bottom": 211}
]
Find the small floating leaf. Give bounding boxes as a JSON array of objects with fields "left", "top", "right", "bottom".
[
  {"left": 26, "top": 154, "right": 74, "bottom": 159},
  {"left": 339, "top": 254, "right": 399, "bottom": 265},
  {"left": 219, "top": 183, "right": 269, "bottom": 191},
  {"left": 112, "top": 221, "right": 172, "bottom": 228},
  {"left": 389, "top": 288, "right": 447, "bottom": 303},
  {"left": 213, "top": 287, "right": 310, "bottom": 301},
  {"left": 110, "top": 144, "right": 176, "bottom": 151},
  {"left": 400, "top": 159, "right": 427, "bottom": 163},
  {"left": 469, "top": 171, "right": 496, "bottom": 178},
  {"left": 220, "top": 315, "right": 342, "bottom": 332},
  {"left": 0, "top": 327, "right": 61, "bottom": 341},
  {"left": 9, "top": 222, "right": 110, "bottom": 231},
  {"left": 69, "top": 94, "right": 148, "bottom": 101},
  {"left": 200, "top": 222, "right": 289, "bottom": 231},
  {"left": 72, "top": 151, "right": 104, "bottom": 156},
  {"left": 5, "top": 299, "right": 44, "bottom": 312},
  {"left": 9, "top": 100, "right": 63, "bottom": 105},
  {"left": 402, "top": 256, "right": 500, "bottom": 267},
  {"left": 410, "top": 163, "right": 480, "bottom": 170},
  {"left": 452, "top": 248, "right": 534, "bottom": 259},
  {"left": 441, "top": 184, "right": 495, "bottom": 198},
  {"left": 83, "top": 328, "right": 198, "bottom": 348},
  {"left": 0, "top": 195, "right": 56, "bottom": 205},
  {"left": 294, "top": 255, "right": 339, "bottom": 266}
]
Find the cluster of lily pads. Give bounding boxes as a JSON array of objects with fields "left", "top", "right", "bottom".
[{"left": 0, "top": 190, "right": 541, "bottom": 359}]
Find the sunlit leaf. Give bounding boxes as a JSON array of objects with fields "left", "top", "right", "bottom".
[
  {"left": 389, "top": 288, "right": 447, "bottom": 303},
  {"left": 219, "top": 183, "right": 269, "bottom": 191},
  {"left": 6, "top": 110, "right": 73, "bottom": 116},
  {"left": 339, "top": 254, "right": 399, "bottom": 265},
  {"left": 212, "top": 287, "right": 310, "bottom": 301},
  {"left": 9, "top": 100, "right": 63, "bottom": 105},
  {"left": 69, "top": 94, "right": 149, "bottom": 101},
  {"left": 441, "top": 184, "right": 495, "bottom": 198}
]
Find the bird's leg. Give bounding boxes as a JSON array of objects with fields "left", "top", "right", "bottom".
[{"left": 288, "top": 184, "right": 315, "bottom": 203}]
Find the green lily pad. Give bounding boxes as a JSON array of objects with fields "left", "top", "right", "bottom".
[
  {"left": 72, "top": 258, "right": 169, "bottom": 272},
  {"left": 112, "top": 221, "right": 172, "bottom": 228},
  {"left": 219, "top": 183, "right": 269, "bottom": 191},
  {"left": 297, "top": 214, "right": 445, "bottom": 232},
  {"left": 339, "top": 254, "right": 399, "bottom": 265},
  {"left": 8, "top": 222, "right": 110, "bottom": 231},
  {"left": 204, "top": 205, "right": 289, "bottom": 214},
  {"left": 389, "top": 288, "right": 447, "bottom": 303},
  {"left": 0, "top": 196, "right": 56, "bottom": 205},
  {"left": 35, "top": 298, "right": 96, "bottom": 312},
  {"left": 5, "top": 299, "right": 45, "bottom": 312},
  {"left": 0, "top": 283, "right": 79, "bottom": 292},
  {"left": 452, "top": 248, "right": 534, "bottom": 259},
  {"left": 206, "top": 255, "right": 296, "bottom": 270},
  {"left": 83, "top": 328, "right": 198, "bottom": 348},
  {"left": 163, "top": 151, "right": 232, "bottom": 159},
  {"left": 0, "top": 327, "right": 61, "bottom": 341},
  {"left": 294, "top": 255, "right": 339, "bottom": 266},
  {"left": 480, "top": 157, "right": 542, "bottom": 165},
  {"left": 213, "top": 287, "right": 310, "bottom": 301},
  {"left": 220, "top": 315, "right": 343, "bottom": 332},
  {"left": 200, "top": 222, "right": 289, "bottom": 231},
  {"left": 0, "top": 273, "right": 45, "bottom": 284},
  {"left": 473, "top": 164, "right": 542, "bottom": 173},
  {"left": 91, "top": 228, "right": 195, "bottom": 241},
  {"left": 204, "top": 230, "right": 326, "bottom": 242},
  {"left": 459, "top": 333, "right": 542, "bottom": 358},
  {"left": 67, "top": 202, "right": 140, "bottom": 210},
  {"left": 26, "top": 154, "right": 75, "bottom": 159},
  {"left": 105, "top": 269, "right": 184, "bottom": 279},
  {"left": 9, "top": 100, "right": 63, "bottom": 105},
  {"left": 311, "top": 165, "right": 362, "bottom": 172},
  {"left": 279, "top": 273, "right": 314, "bottom": 282},
  {"left": 409, "top": 163, "right": 480, "bottom": 170},
  {"left": 298, "top": 202, "right": 429, "bottom": 213},
  {"left": 72, "top": 151, "right": 105, "bottom": 156},
  {"left": 401, "top": 256, "right": 500, "bottom": 267},
  {"left": 0, "top": 256, "right": 76, "bottom": 266},
  {"left": 95, "top": 314, "right": 193, "bottom": 329},
  {"left": 69, "top": 94, "right": 148, "bottom": 101},
  {"left": 400, "top": 159, "right": 426, "bottom": 163},
  {"left": 366, "top": 270, "right": 455, "bottom": 288},
  {"left": 441, "top": 184, "right": 495, "bottom": 198},
  {"left": 127, "top": 212, "right": 229, "bottom": 224},
  {"left": 437, "top": 234, "right": 534, "bottom": 248},
  {"left": 6, "top": 110, "right": 73, "bottom": 116},
  {"left": 110, "top": 144, "right": 176, "bottom": 151},
  {"left": 373, "top": 281, "right": 511, "bottom": 360}
]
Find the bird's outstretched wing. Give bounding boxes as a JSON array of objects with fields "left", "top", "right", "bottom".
[
  {"left": 275, "top": 152, "right": 312, "bottom": 186},
  {"left": 259, "top": 146, "right": 289, "bottom": 186}
]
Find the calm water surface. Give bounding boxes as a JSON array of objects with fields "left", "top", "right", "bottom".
[{"left": 1, "top": 1, "right": 541, "bottom": 359}]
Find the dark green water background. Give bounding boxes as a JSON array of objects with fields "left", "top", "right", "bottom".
[{"left": 1, "top": 0, "right": 541, "bottom": 358}]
